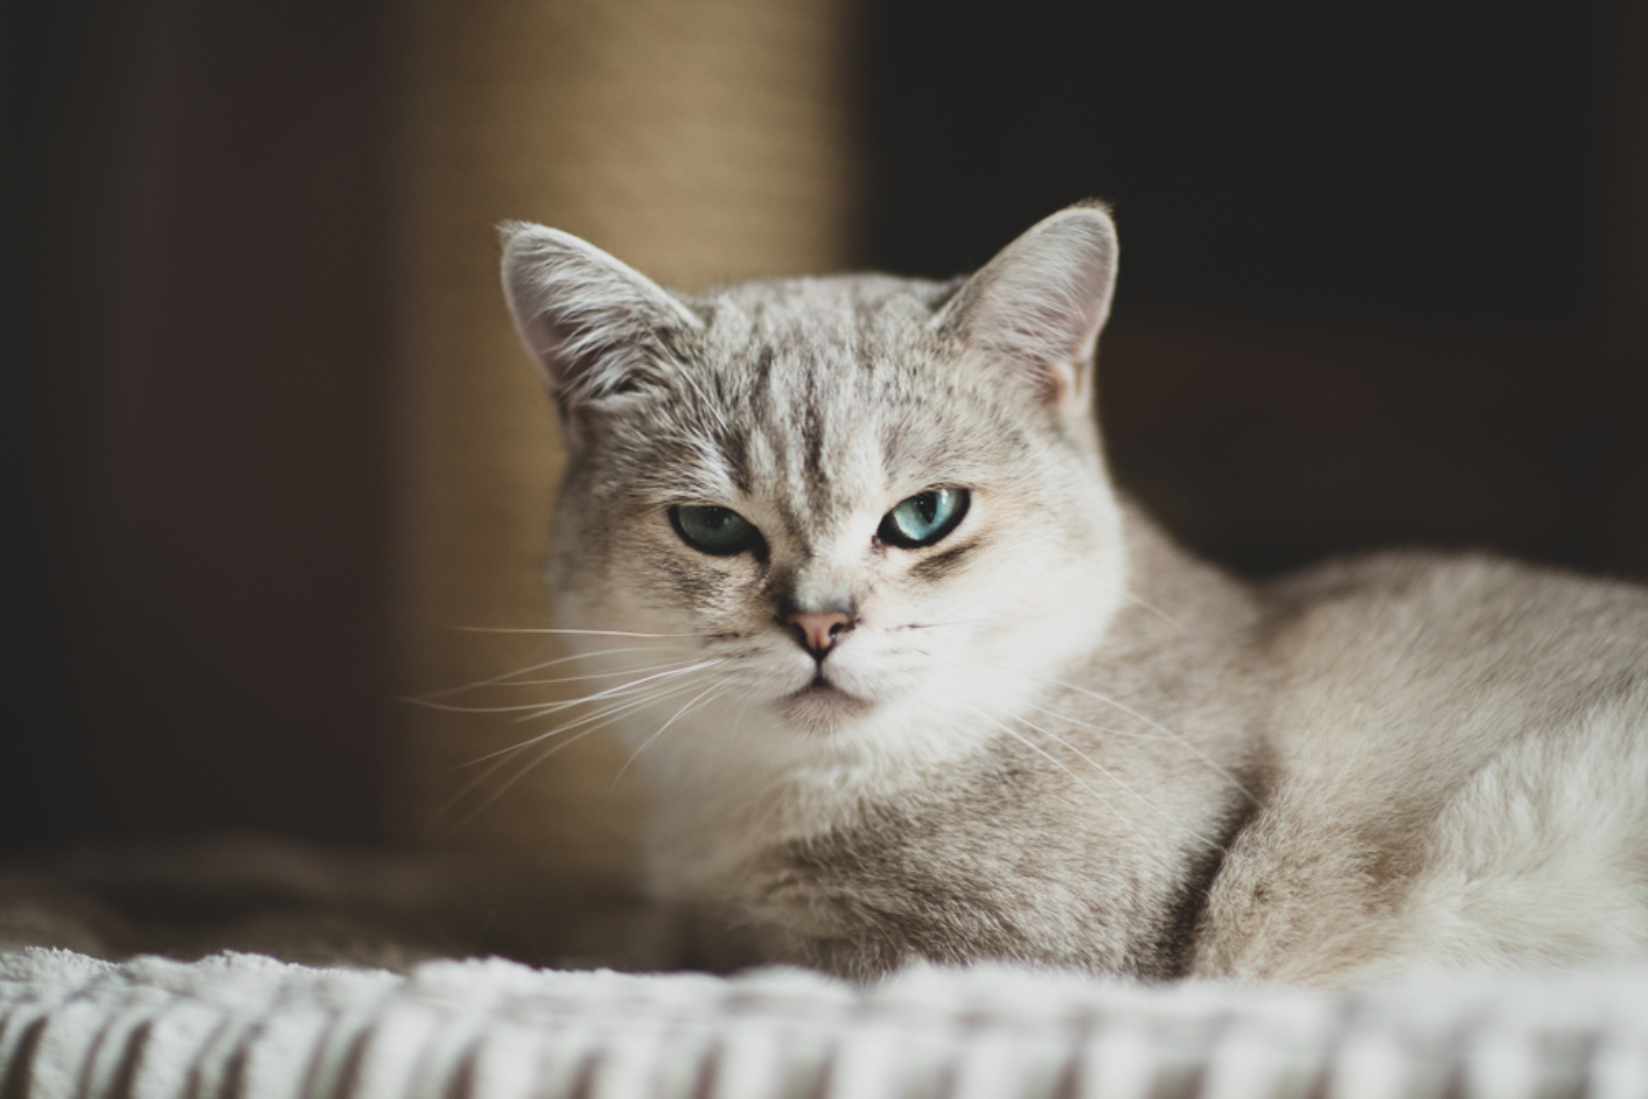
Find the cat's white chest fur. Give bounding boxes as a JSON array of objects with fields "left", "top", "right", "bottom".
[{"left": 501, "top": 202, "right": 1648, "bottom": 983}]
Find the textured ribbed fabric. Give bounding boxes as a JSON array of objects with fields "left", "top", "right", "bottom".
[{"left": 6, "top": 949, "right": 1648, "bottom": 1099}]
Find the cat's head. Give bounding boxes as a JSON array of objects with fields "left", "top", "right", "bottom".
[{"left": 500, "top": 205, "right": 1128, "bottom": 763}]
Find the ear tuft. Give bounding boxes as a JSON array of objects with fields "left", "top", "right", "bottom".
[
  {"left": 937, "top": 203, "right": 1118, "bottom": 407},
  {"left": 499, "top": 223, "right": 700, "bottom": 424}
]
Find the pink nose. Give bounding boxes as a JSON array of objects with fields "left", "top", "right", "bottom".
[{"left": 785, "top": 610, "right": 853, "bottom": 657}]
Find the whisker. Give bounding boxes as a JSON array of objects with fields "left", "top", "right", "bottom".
[
  {"left": 973, "top": 711, "right": 1180, "bottom": 877},
  {"left": 1011, "top": 711, "right": 1230, "bottom": 853},
  {"left": 673, "top": 371, "right": 736, "bottom": 437},
  {"left": 433, "top": 673, "right": 718, "bottom": 826},
  {"left": 504, "top": 659, "right": 726, "bottom": 723},
  {"left": 501, "top": 656, "right": 721, "bottom": 688},
  {"left": 611, "top": 680, "right": 732, "bottom": 790},
  {"left": 454, "top": 626, "right": 714, "bottom": 639},
  {"left": 466, "top": 674, "right": 715, "bottom": 765},
  {"left": 411, "top": 660, "right": 713, "bottom": 717},
  {"left": 403, "top": 659, "right": 726, "bottom": 721},
  {"left": 1036, "top": 676, "right": 1258, "bottom": 804},
  {"left": 415, "top": 644, "right": 704, "bottom": 700},
  {"left": 446, "top": 721, "right": 613, "bottom": 829},
  {"left": 930, "top": 653, "right": 1257, "bottom": 806},
  {"left": 1018, "top": 698, "right": 1168, "bottom": 740},
  {"left": 406, "top": 697, "right": 599, "bottom": 716},
  {"left": 1120, "top": 591, "right": 1185, "bottom": 631}
]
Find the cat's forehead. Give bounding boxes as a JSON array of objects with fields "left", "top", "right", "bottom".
[
  {"left": 615, "top": 274, "right": 1027, "bottom": 519},
  {"left": 685, "top": 273, "right": 954, "bottom": 365},
  {"left": 682, "top": 274, "right": 1000, "bottom": 449},
  {"left": 677, "top": 274, "right": 990, "bottom": 432}
]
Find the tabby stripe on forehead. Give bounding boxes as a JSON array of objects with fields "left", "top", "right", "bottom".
[
  {"left": 722, "top": 424, "right": 754, "bottom": 496},
  {"left": 751, "top": 344, "right": 776, "bottom": 395},
  {"left": 802, "top": 365, "right": 827, "bottom": 484},
  {"left": 854, "top": 305, "right": 879, "bottom": 375},
  {"left": 769, "top": 434, "right": 809, "bottom": 546},
  {"left": 801, "top": 361, "right": 849, "bottom": 526},
  {"left": 743, "top": 344, "right": 777, "bottom": 435}
]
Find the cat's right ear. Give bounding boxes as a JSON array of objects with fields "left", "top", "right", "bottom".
[
  {"left": 935, "top": 203, "right": 1118, "bottom": 415},
  {"left": 499, "top": 222, "right": 702, "bottom": 443}
]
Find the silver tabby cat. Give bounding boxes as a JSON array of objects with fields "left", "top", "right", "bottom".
[{"left": 500, "top": 204, "right": 1648, "bottom": 983}]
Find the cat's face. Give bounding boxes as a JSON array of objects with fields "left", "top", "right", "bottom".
[{"left": 502, "top": 206, "right": 1127, "bottom": 761}]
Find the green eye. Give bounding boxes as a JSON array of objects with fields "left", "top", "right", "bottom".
[
  {"left": 670, "top": 505, "right": 763, "bottom": 556},
  {"left": 879, "top": 488, "right": 970, "bottom": 549}
]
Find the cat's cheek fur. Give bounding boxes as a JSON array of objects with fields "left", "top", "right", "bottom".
[{"left": 875, "top": 491, "right": 1125, "bottom": 731}]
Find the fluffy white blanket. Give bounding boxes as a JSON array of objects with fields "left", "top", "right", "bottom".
[
  {"left": 7, "top": 947, "right": 1648, "bottom": 1099},
  {"left": 5, "top": 841, "right": 1648, "bottom": 1098}
]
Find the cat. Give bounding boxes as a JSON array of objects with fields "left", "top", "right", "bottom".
[{"left": 497, "top": 203, "right": 1648, "bottom": 984}]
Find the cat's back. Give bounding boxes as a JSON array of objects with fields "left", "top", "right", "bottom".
[
  {"left": 1195, "top": 550, "right": 1648, "bottom": 981},
  {"left": 1258, "top": 550, "right": 1648, "bottom": 754}
]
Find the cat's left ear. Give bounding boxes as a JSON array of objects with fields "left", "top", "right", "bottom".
[
  {"left": 936, "top": 202, "right": 1118, "bottom": 411},
  {"left": 499, "top": 222, "right": 702, "bottom": 442}
]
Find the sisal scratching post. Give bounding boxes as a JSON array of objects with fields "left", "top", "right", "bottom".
[{"left": 391, "top": 0, "right": 861, "bottom": 884}]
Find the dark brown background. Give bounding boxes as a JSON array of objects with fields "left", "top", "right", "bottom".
[{"left": 5, "top": 0, "right": 1646, "bottom": 855}]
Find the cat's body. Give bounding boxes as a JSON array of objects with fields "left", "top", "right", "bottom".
[{"left": 500, "top": 205, "right": 1648, "bottom": 984}]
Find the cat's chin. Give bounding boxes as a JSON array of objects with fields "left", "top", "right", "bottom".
[{"left": 774, "top": 681, "right": 875, "bottom": 734}]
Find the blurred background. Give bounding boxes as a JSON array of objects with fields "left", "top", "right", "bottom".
[{"left": 5, "top": 0, "right": 1647, "bottom": 880}]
